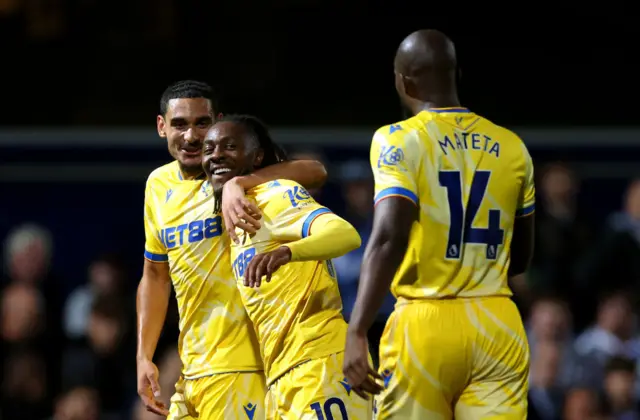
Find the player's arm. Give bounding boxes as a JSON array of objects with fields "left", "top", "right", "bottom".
[
  {"left": 223, "top": 159, "right": 328, "bottom": 240},
  {"left": 509, "top": 147, "right": 536, "bottom": 277},
  {"left": 137, "top": 260, "right": 171, "bottom": 362},
  {"left": 286, "top": 210, "right": 361, "bottom": 261},
  {"left": 344, "top": 128, "right": 417, "bottom": 397},
  {"left": 236, "top": 159, "right": 327, "bottom": 191},
  {"left": 244, "top": 186, "right": 361, "bottom": 287},
  {"left": 136, "top": 180, "right": 170, "bottom": 416},
  {"left": 348, "top": 129, "right": 418, "bottom": 337}
]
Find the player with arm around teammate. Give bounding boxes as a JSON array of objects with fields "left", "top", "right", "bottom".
[
  {"left": 203, "top": 114, "right": 376, "bottom": 420},
  {"left": 343, "top": 30, "right": 535, "bottom": 419},
  {"left": 136, "top": 81, "right": 328, "bottom": 420}
]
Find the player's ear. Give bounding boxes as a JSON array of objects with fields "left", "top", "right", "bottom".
[
  {"left": 402, "top": 76, "right": 416, "bottom": 99},
  {"left": 157, "top": 115, "right": 167, "bottom": 138},
  {"left": 254, "top": 149, "right": 264, "bottom": 167}
]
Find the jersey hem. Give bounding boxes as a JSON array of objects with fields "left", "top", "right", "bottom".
[
  {"left": 144, "top": 250, "right": 168, "bottom": 262},
  {"left": 395, "top": 294, "right": 513, "bottom": 306},
  {"left": 515, "top": 203, "right": 535, "bottom": 217},
  {"left": 265, "top": 346, "right": 345, "bottom": 388},
  {"left": 182, "top": 367, "right": 264, "bottom": 381}
]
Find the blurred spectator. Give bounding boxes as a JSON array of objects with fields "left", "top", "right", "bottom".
[
  {"left": 531, "top": 164, "right": 594, "bottom": 329},
  {"left": 1, "top": 349, "right": 49, "bottom": 420},
  {"left": 62, "top": 296, "right": 134, "bottom": 416},
  {"left": 575, "top": 292, "right": 639, "bottom": 364},
  {"left": 575, "top": 291, "right": 640, "bottom": 395},
  {"left": 51, "top": 386, "right": 118, "bottom": 420},
  {"left": 2, "top": 223, "right": 65, "bottom": 339},
  {"left": 289, "top": 148, "right": 327, "bottom": 201},
  {"left": 528, "top": 340, "right": 564, "bottom": 420},
  {"left": 602, "top": 357, "right": 640, "bottom": 419},
  {"left": 564, "top": 387, "right": 604, "bottom": 420},
  {"left": 64, "top": 253, "right": 131, "bottom": 341},
  {"left": 332, "top": 160, "right": 395, "bottom": 367},
  {"left": 2, "top": 224, "right": 65, "bottom": 405},
  {"left": 527, "top": 296, "right": 594, "bottom": 389},
  {"left": 580, "top": 179, "right": 640, "bottom": 304},
  {"left": 1, "top": 282, "right": 45, "bottom": 344}
]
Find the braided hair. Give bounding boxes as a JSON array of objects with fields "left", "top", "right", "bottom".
[{"left": 212, "top": 114, "right": 289, "bottom": 213}]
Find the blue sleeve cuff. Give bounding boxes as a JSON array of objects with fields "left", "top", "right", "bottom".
[
  {"left": 301, "top": 208, "right": 332, "bottom": 238},
  {"left": 144, "top": 250, "right": 169, "bottom": 262},
  {"left": 374, "top": 187, "right": 419, "bottom": 206},
  {"left": 516, "top": 203, "right": 535, "bottom": 217}
]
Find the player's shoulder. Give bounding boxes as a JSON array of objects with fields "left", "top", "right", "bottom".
[
  {"left": 251, "top": 179, "right": 305, "bottom": 202},
  {"left": 373, "top": 114, "right": 424, "bottom": 144},
  {"left": 476, "top": 114, "right": 531, "bottom": 159},
  {"left": 146, "top": 161, "right": 181, "bottom": 186},
  {"left": 253, "top": 179, "right": 302, "bottom": 195},
  {"left": 476, "top": 114, "right": 525, "bottom": 144},
  {"left": 251, "top": 179, "right": 314, "bottom": 212}
]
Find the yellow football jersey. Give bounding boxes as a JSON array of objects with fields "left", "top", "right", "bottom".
[
  {"left": 371, "top": 107, "right": 535, "bottom": 300},
  {"left": 143, "top": 161, "right": 262, "bottom": 379},
  {"left": 230, "top": 180, "right": 347, "bottom": 386}
]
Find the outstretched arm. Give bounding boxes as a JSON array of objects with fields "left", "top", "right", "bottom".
[
  {"left": 244, "top": 211, "right": 361, "bottom": 287},
  {"left": 237, "top": 159, "right": 327, "bottom": 191},
  {"left": 222, "top": 160, "right": 328, "bottom": 241}
]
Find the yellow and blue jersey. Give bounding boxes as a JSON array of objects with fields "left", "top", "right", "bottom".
[
  {"left": 371, "top": 108, "right": 535, "bottom": 300},
  {"left": 229, "top": 179, "right": 347, "bottom": 386},
  {"left": 143, "top": 161, "right": 262, "bottom": 379}
]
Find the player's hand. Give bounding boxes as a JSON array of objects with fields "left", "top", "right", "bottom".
[
  {"left": 343, "top": 330, "right": 384, "bottom": 400},
  {"left": 244, "top": 246, "right": 292, "bottom": 287},
  {"left": 137, "top": 358, "right": 169, "bottom": 416},
  {"left": 222, "top": 178, "right": 262, "bottom": 244}
]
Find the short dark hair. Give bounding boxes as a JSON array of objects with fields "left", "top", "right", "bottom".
[
  {"left": 160, "top": 80, "right": 217, "bottom": 115},
  {"left": 605, "top": 356, "right": 636, "bottom": 375},
  {"left": 90, "top": 296, "right": 125, "bottom": 324}
]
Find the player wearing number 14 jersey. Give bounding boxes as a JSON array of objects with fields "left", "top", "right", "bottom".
[{"left": 343, "top": 30, "right": 535, "bottom": 419}]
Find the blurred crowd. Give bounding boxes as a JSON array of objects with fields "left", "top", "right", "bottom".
[{"left": 2, "top": 157, "right": 640, "bottom": 420}]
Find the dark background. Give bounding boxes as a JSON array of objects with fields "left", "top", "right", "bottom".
[
  {"left": 2, "top": 7, "right": 638, "bottom": 126},
  {"left": 2, "top": 4, "right": 640, "bottom": 420}
]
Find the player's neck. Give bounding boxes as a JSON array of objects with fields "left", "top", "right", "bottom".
[{"left": 419, "top": 96, "right": 461, "bottom": 112}]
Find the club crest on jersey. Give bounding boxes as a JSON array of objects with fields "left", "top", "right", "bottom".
[{"left": 377, "top": 145, "right": 405, "bottom": 169}]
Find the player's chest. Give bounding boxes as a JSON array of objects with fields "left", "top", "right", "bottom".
[
  {"left": 229, "top": 230, "right": 280, "bottom": 282},
  {"left": 156, "top": 182, "right": 223, "bottom": 251}
]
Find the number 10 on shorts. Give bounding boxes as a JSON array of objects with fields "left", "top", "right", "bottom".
[{"left": 310, "top": 397, "right": 348, "bottom": 419}]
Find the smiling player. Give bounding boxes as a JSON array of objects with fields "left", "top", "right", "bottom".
[
  {"left": 203, "top": 114, "right": 374, "bottom": 420},
  {"left": 136, "top": 81, "right": 328, "bottom": 420}
]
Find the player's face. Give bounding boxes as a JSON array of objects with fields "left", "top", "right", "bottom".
[
  {"left": 157, "top": 98, "right": 215, "bottom": 176},
  {"left": 202, "top": 121, "right": 263, "bottom": 192}
]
